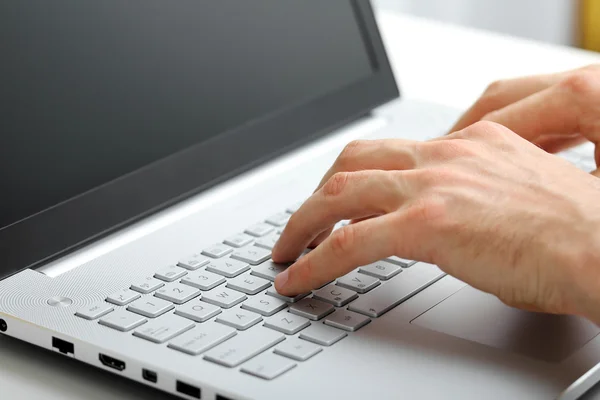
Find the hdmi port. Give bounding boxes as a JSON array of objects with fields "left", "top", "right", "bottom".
[{"left": 99, "top": 354, "right": 126, "bottom": 371}]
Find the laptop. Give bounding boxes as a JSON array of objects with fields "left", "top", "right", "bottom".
[{"left": 1, "top": 1, "right": 599, "bottom": 399}]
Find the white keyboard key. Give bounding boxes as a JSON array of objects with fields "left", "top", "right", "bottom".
[
  {"left": 177, "top": 253, "right": 211, "bottom": 270},
  {"left": 75, "top": 302, "right": 114, "bottom": 320},
  {"left": 223, "top": 233, "right": 255, "bottom": 248},
  {"left": 155, "top": 283, "right": 201, "bottom": 304},
  {"left": 349, "top": 262, "right": 445, "bottom": 317},
  {"left": 313, "top": 285, "right": 358, "bottom": 307},
  {"left": 251, "top": 261, "right": 289, "bottom": 281},
  {"left": 264, "top": 310, "right": 311, "bottom": 335},
  {"left": 106, "top": 288, "right": 141, "bottom": 306},
  {"left": 254, "top": 234, "right": 280, "bottom": 250},
  {"left": 202, "top": 287, "right": 247, "bottom": 309},
  {"left": 299, "top": 324, "right": 347, "bottom": 346},
  {"left": 181, "top": 269, "right": 226, "bottom": 291},
  {"left": 131, "top": 277, "right": 165, "bottom": 294},
  {"left": 244, "top": 223, "right": 275, "bottom": 237},
  {"left": 204, "top": 327, "right": 285, "bottom": 368},
  {"left": 216, "top": 308, "right": 263, "bottom": 330},
  {"left": 127, "top": 297, "right": 175, "bottom": 318},
  {"left": 206, "top": 258, "right": 250, "bottom": 278},
  {"left": 286, "top": 202, "right": 303, "bottom": 214},
  {"left": 324, "top": 309, "right": 371, "bottom": 332},
  {"left": 386, "top": 255, "right": 417, "bottom": 268},
  {"left": 359, "top": 260, "right": 402, "bottom": 280},
  {"left": 266, "top": 289, "right": 309, "bottom": 303},
  {"left": 274, "top": 338, "right": 322, "bottom": 361},
  {"left": 168, "top": 323, "right": 237, "bottom": 355},
  {"left": 289, "top": 298, "right": 334, "bottom": 321},
  {"left": 202, "top": 243, "right": 234, "bottom": 258},
  {"left": 265, "top": 212, "right": 291, "bottom": 227},
  {"left": 230, "top": 246, "right": 271, "bottom": 265},
  {"left": 133, "top": 314, "right": 195, "bottom": 344},
  {"left": 226, "top": 274, "right": 271, "bottom": 295},
  {"left": 336, "top": 271, "right": 380, "bottom": 294},
  {"left": 241, "top": 294, "right": 288, "bottom": 316},
  {"left": 175, "top": 301, "right": 222, "bottom": 322},
  {"left": 241, "top": 353, "right": 297, "bottom": 380},
  {"left": 154, "top": 265, "right": 188, "bottom": 282},
  {"left": 99, "top": 310, "right": 147, "bottom": 332}
]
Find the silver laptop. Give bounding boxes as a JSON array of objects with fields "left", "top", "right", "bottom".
[{"left": 1, "top": 2, "right": 599, "bottom": 399}]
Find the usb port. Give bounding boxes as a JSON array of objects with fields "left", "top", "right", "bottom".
[{"left": 176, "top": 380, "right": 201, "bottom": 399}]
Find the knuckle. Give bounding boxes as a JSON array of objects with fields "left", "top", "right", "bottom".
[
  {"left": 337, "top": 140, "right": 366, "bottom": 169},
  {"left": 322, "top": 172, "right": 350, "bottom": 197},
  {"left": 405, "top": 195, "right": 448, "bottom": 226},
  {"left": 329, "top": 226, "right": 355, "bottom": 258},
  {"left": 560, "top": 71, "right": 600, "bottom": 98},
  {"left": 483, "top": 79, "right": 505, "bottom": 96},
  {"left": 427, "top": 139, "right": 479, "bottom": 160}
]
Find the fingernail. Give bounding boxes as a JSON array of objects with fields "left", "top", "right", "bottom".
[{"left": 275, "top": 269, "right": 289, "bottom": 291}]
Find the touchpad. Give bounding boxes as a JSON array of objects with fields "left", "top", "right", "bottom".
[{"left": 411, "top": 286, "right": 600, "bottom": 362}]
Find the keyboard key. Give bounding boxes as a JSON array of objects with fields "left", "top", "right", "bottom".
[
  {"left": 133, "top": 314, "right": 195, "bottom": 344},
  {"left": 202, "top": 287, "right": 247, "bottom": 309},
  {"left": 264, "top": 310, "right": 311, "bottom": 335},
  {"left": 286, "top": 202, "right": 303, "bottom": 214},
  {"left": 386, "top": 255, "right": 417, "bottom": 268},
  {"left": 274, "top": 338, "right": 322, "bottom": 361},
  {"left": 241, "top": 353, "right": 296, "bottom": 380},
  {"left": 251, "top": 261, "right": 289, "bottom": 281},
  {"left": 127, "top": 297, "right": 175, "bottom": 318},
  {"left": 336, "top": 271, "right": 380, "bottom": 294},
  {"left": 181, "top": 269, "right": 226, "bottom": 291},
  {"left": 299, "top": 324, "right": 347, "bottom": 346},
  {"left": 154, "top": 265, "right": 188, "bottom": 282},
  {"left": 359, "top": 261, "right": 402, "bottom": 280},
  {"left": 324, "top": 309, "right": 370, "bottom": 332},
  {"left": 244, "top": 223, "right": 275, "bottom": 237},
  {"left": 131, "top": 277, "right": 165, "bottom": 294},
  {"left": 230, "top": 247, "right": 271, "bottom": 265},
  {"left": 75, "top": 302, "right": 114, "bottom": 320},
  {"left": 177, "top": 253, "right": 211, "bottom": 270},
  {"left": 155, "top": 283, "right": 201, "bottom": 304},
  {"left": 289, "top": 298, "right": 334, "bottom": 321},
  {"left": 216, "top": 308, "right": 263, "bottom": 330},
  {"left": 99, "top": 310, "right": 147, "bottom": 332},
  {"left": 226, "top": 274, "right": 271, "bottom": 295},
  {"left": 241, "top": 294, "right": 288, "bottom": 316},
  {"left": 205, "top": 258, "right": 250, "bottom": 278},
  {"left": 254, "top": 234, "right": 280, "bottom": 250},
  {"left": 175, "top": 301, "right": 222, "bottom": 322},
  {"left": 266, "top": 289, "right": 309, "bottom": 303},
  {"left": 202, "top": 243, "right": 234, "bottom": 258},
  {"left": 223, "top": 233, "right": 254, "bottom": 248},
  {"left": 349, "top": 262, "right": 445, "bottom": 317},
  {"left": 313, "top": 285, "right": 358, "bottom": 307},
  {"left": 106, "top": 288, "right": 141, "bottom": 306},
  {"left": 204, "top": 327, "right": 285, "bottom": 368},
  {"left": 265, "top": 212, "right": 291, "bottom": 227},
  {"left": 168, "top": 323, "right": 237, "bottom": 355}
]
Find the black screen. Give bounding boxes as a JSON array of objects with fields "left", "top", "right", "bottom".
[{"left": 0, "top": 0, "right": 373, "bottom": 230}]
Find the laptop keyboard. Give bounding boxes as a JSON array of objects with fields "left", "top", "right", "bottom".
[{"left": 74, "top": 205, "right": 446, "bottom": 380}]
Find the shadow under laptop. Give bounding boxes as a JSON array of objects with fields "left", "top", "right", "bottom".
[{"left": 0, "top": 334, "right": 178, "bottom": 400}]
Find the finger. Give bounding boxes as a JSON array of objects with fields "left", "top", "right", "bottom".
[
  {"left": 308, "top": 216, "right": 375, "bottom": 249},
  {"left": 482, "top": 84, "right": 581, "bottom": 142},
  {"left": 275, "top": 215, "right": 399, "bottom": 295},
  {"left": 272, "top": 170, "right": 407, "bottom": 263},
  {"left": 593, "top": 168, "right": 600, "bottom": 178},
  {"left": 533, "top": 133, "right": 587, "bottom": 154},
  {"left": 313, "top": 139, "right": 418, "bottom": 194},
  {"left": 449, "top": 73, "right": 560, "bottom": 133}
]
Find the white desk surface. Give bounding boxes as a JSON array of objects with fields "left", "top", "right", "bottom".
[{"left": 2, "top": 8, "right": 600, "bottom": 400}]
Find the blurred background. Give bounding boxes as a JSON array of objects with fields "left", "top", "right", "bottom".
[{"left": 374, "top": 0, "right": 600, "bottom": 52}]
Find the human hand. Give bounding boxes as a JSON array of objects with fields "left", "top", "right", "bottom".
[
  {"left": 272, "top": 122, "right": 600, "bottom": 324},
  {"left": 449, "top": 64, "right": 600, "bottom": 177}
]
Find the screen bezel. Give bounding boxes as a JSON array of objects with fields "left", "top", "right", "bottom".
[{"left": 0, "top": 1, "right": 399, "bottom": 280}]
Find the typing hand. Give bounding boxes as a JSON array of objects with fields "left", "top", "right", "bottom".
[
  {"left": 272, "top": 122, "right": 600, "bottom": 324},
  {"left": 449, "top": 64, "right": 600, "bottom": 177}
]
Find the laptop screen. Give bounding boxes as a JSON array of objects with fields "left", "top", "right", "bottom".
[{"left": 0, "top": 0, "right": 397, "bottom": 277}]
